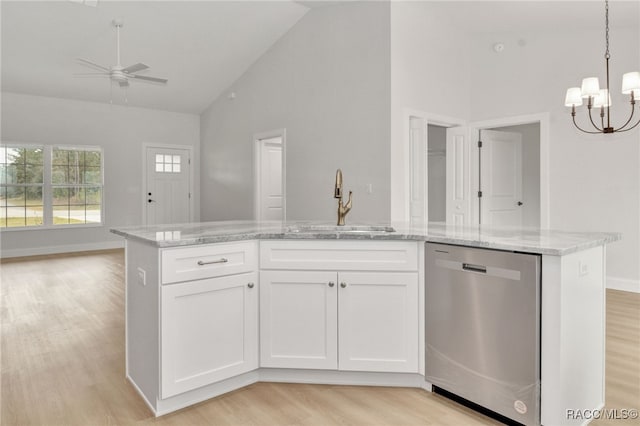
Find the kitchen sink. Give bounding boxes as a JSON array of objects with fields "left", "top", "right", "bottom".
[{"left": 286, "top": 224, "right": 396, "bottom": 234}]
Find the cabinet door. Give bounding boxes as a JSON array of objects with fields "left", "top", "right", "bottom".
[
  {"left": 260, "top": 270, "right": 338, "bottom": 369},
  {"left": 161, "top": 272, "right": 258, "bottom": 398},
  {"left": 338, "top": 272, "right": 418, "bottom": 372}
]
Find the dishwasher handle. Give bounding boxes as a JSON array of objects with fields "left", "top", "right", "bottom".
[{"left": 462, "top": 263, "right": 487, "bottom": 273}]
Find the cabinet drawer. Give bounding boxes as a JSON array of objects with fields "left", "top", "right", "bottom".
[
  {"left": 260, "top": 240, "right": 418, "bottom": 271},
  {"left": 161, "top": 241, "right": 257, "bottom": 284}
]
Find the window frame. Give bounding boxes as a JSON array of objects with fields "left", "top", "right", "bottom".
[{"left": 0, "top": 144, "right": 104, "bottom": 231}]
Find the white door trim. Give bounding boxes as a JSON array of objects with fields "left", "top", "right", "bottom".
[
  {"left": 141, "top": 143, "right": 194, "bottom": 225},
  {"left": 401, "top": 108, "right": 466, "bottom": 223},
  {"left": 469, "top": 112, "right": 550, "bottom": 228},
  {"left": 254, "top": 129, "right": 286, "bottom": 221}
]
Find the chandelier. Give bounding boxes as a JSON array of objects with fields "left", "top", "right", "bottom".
[{"left": 564, "top": 0, "right": 640, "bottom": 134}]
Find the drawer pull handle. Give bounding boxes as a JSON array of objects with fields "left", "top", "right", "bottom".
[
  {"left": 328, "top": 282, "right": 335, "bottom": 287},
  {"left": 197, "top": 258, "right": 228, "bottom": 266},
  {"left": 340, "top": 282, "right": 347, "bottom": 288},
  {"left": 247, "top": 282, "right": 255, "bottom": 289}
]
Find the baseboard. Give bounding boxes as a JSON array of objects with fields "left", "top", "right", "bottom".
[
  {"left": 259, "top": 369, "right": 426, "bottom": 388},
  {"left": 0, "top": 240, "right": 124, "bottom": 259},
  {"left": 607, "top": 276, "right": 640, "bottom": 293}
]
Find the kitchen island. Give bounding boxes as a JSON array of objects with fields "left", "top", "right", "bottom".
[{"left": 111, "top": 221, "right": 619, "bottom": 425}]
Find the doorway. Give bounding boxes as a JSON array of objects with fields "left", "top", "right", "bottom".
[
  {"left": 144, "top": 145, "right": 192, "bottom": 225},
  {"left": 404, "top": 112, "right": 548, "bottom": 228},
  {"left": 254, "top": 129, "right": 286, "bottom": 221},
  {"left": 480, "top": 124, "right": 540, "bottom": 228},
  {"left": 427, "top": 124, "right": 447, "bottom": 223},
  {"left": 404, "top": 111, "right": 467, "bottom": 226}
]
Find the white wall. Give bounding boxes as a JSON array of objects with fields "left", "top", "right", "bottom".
[
  {"left": 390, "top": 1, "right": 471, "bottom": 221},
  {"left": 470, "top": 27, "right": 640, "bottom": 288},
  {"left": 492, "top": 123, "right": 540, "bottom": 228},
  {"left": 200, "top": 2, "right": 391, "bottom": 222},
  {"left": 0, "top": 92, "right": 200, "bottom": 257}
]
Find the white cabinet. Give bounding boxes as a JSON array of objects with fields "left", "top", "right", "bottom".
[
  {"left": 159, "top": 241, "right": 259, "bottom": 399},
  {"left": 260, "top": 270, "right": 338, "bottom": 369},
  {"left": 161, "top": 271, "right": 258, "bottom": 398},
  {"left": 260, "top": 241, "right": 419, "bottom": 373},
  {"left": 338, "top": 272, "right": 418, "bottom": 372}
]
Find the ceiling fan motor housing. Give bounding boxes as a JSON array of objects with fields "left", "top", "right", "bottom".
[{"left": 110, "top": 67, "right": 128, "bottom": 83}]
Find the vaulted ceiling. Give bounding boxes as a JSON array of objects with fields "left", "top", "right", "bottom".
[
  {"left": 2, "top": 1, "right": 638, "bottom": 115},
  {"left": 1, "top": 1, "right": 309, "bottom": 114}
]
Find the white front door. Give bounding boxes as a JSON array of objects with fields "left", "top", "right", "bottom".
[
  {"left": 409, "top": 117, "right": 427, "bottom": 226},
  {"left": 256, "top": 135, "right": 284, "bottom": 221},
  {"left": 445, "top": 126, "right": 471, "bottom": 226},
  {"left": 146, "top": 146, "right": 191, "bottom": 225},
  {"left": 479, "top": 129, "right": 523, "bottom": 227}
]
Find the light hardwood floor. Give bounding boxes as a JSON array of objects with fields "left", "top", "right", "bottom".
[{"left": 1, "top": 250, "right": 638, "bottom": 426}]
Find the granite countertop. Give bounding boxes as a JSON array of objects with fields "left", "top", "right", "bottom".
[{"left": 110, "top": 220, "right": 621, "bottom": 256}]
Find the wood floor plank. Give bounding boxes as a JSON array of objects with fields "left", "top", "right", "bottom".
[{"left": 1, "top": 250, "right": 638, "bottom": 425}]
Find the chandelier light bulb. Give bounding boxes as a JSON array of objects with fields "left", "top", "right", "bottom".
[
  {"left": 621, "top": 71, "right": 640, "bottom": 95},
  {"left": 580, "top": 77, "right": 600, "bottom": 98},
  {"left": 592, "top": 89, "right": 612, "bottom": 108},
  {"left": 565, "top": 88, "right": 583, "bottom": 107}
]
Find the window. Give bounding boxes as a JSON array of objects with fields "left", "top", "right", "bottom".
[
  {"left": 0, "top": 146, "right": 44, "bottom": 227},
  {"left": 155, "top": 154, "right": 181, "bottom": 173},
  {"left": 0, "top": 144, "right": 103, "bottom": 229},
  {"left": 52, "top": 148, "right": 102, "bottom": 225}
]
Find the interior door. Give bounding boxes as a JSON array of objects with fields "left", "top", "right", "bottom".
[
  {"left": 258, "top": 138, "right": 284, "bottom": 221},
  {"left": 480, "top": 130, "right": 523, "bottom": 227},
  {"left": 445, "top": 126, "right": 471, "bottom": 226},
  {"left": 146, "top": 147, "right": 190, "bottom": 225},
  {"left": 409, "top": 117, "right": 427, "bottom": 226}
]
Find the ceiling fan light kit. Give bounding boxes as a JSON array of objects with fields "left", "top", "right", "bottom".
[
  {"left": 75, "top": 19, "right": 168, "bottom": 90},
  {"left": 564, "top": 0, "right": 640, "bottom": 134}
]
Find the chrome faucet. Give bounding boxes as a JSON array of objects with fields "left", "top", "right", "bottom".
[{"left": 334, "top": 169, "right": 352, "bottom": 226}]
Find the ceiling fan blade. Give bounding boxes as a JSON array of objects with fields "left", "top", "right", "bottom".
[
  {"left": 119, "top": 80, "right": 130, "bottom": 88},
  {"left": 122, "top": 63, "right": 149, "bottom": 74},
  {"left": 131, "top": 75, "right": 168, "bottom": 84},
  {"left": 73, "top": 72, "right": 109, "bottom": 77},
  {"left": 76, "top": 58, "right": 110, "bottom": 72}
]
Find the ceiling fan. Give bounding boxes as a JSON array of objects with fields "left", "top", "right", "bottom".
[{"left": 75, "top": 19, "right": 168, "bottom": 88}]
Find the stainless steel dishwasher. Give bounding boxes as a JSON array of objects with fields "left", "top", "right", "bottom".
[{"left": 425, "top": 243, "right": 541, "bottom": 426}]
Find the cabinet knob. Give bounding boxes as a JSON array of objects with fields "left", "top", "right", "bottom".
[
  {"left": 247, "top": 282, "right": 255, "bottom": 289},
  {"left": 340, "top": 282, "right": 347, "bottom": 288},
  {"left": 328, "top": 282, "right": 335, "bottom": 287}
]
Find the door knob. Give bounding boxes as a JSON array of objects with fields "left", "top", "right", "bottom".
[
  {"left": 517, "top": 201, "right": 523, "bottom": 206},
  {"left": 148, "top": 199, "right": 155, "bottom": 203},
  {"left": 340, "top": 282, "right": 347, "bottom": 288},
  {"left": 328, "top": 282, "right": 335, "bottom": 287},
  {"left": 247, "top": 282, "right": 255, "bottom": 289}
]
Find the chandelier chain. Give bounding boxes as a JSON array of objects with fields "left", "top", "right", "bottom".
[{"left": 605, "top": 0, "right": 610, "bottom": 59}]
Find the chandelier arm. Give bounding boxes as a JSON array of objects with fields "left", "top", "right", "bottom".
[
  {"left": 614, "top": 100, "right": 636, "bottom": 131},
  {"left": 615, "top": 117, "right": 640, "bottom": 132},
  {"left": 587, "top": 107, "right": 605, "bottom": 132},
  {"left": 573, "top": 115, "right": 606, "bottom": 134}
]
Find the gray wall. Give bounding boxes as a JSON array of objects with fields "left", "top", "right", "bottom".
[
  {"left": 427, "top": 124, "right": 446, "bottom": 222},
  {"left": 0, "top": 92, "right": 200, "bottom": 257},
  {"left": 200, "top": 1, "right": 391, "bottom": 222}
]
